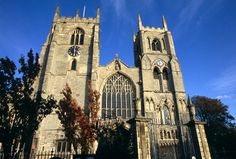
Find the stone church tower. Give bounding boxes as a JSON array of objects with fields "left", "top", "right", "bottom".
[{"left": 34, "top": 6, "right": 211, "bottom": 159}]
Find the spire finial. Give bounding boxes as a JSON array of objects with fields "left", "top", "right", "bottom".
[
  {"left": 187, "top": 94, "right": 192, "bottom": 106},
  {"left": 138, "top": 14, "right": 143, "bottom": 30},
  {"left": 53, "top": 5, "right": 60, "bottom": 21},
  {"left": 97, "top": 7, "right": 100, "bottom": 18},
  {"left": 187, "top": 95, "right": 196, "bottom": 120},
  {"left": 96, "top": 7, "right": 100, "bottom": 23},
  {"left": 133, "top": 32, "right": 136, "bottom": 42},
  {"left": 162, "top": 16, "right": 168, "bottom": 31}
]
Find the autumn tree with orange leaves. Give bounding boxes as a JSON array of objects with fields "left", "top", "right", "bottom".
[{"left": 56, "top": 81, "right": 100, "bottom": 155}]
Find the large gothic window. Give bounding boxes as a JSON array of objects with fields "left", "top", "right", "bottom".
[
  {"left": 102, "top": 73, "right": 136, "bottom": 119},
  {"left": 152, "top": 38, "right": 161, "bottom": 51},
  {"left": 163, "top": 106, "right": 171, "bottom": 125},
  {"left": 70, "top": 28, "right": 85, "bottom": 45}
]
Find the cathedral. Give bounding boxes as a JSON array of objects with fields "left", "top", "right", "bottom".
[{"left": 34, "top": 6, "right": 211, "bottom": 159}]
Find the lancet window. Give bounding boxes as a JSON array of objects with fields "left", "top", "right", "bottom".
[
  {"left": 153, "top": 67, "right": 162, "bottom": 91},
  {"left": 162, "top": 68, "right": 171, "bottom": 91},
  {"left": 70, "top": 28, "right": 84, "bottom": 45},
  {"left": 71, "top": 59, "right": 77, "bottom": 70},
  {"left": 152, "top": 38, "right": 161, "bottom": 51},
  {"left": 163, "top": 106, "right": 171, "bottom": 125},
  {"left": 101, "top": 73, "right": 136, "bottom": 119}
]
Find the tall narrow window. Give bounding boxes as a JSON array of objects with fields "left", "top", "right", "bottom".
[
  {"left": 70, "top": 34, "right": 75, "bottom": 45},
  {"left": 75, "top": 34, "right": 79, "bottom": 45},
  {"left": 71, "top": 59, "right": 77, "bottom": 70},
  {"left": 163, "top": 106, "right": 171, "bottom": 125},
  {"left": 80, "top": 34, "right": 84, "bottom": 45},
  {"left": 56, "top": 140, "right": 71, "bottom": 152},
  {"left": 153, "top": 67, "right": 162, "bottom": 91},
  {"left": 153, "top": 67, "right": 161, "bottom": 79},
  {"left": 70, "top": 28, "right": 85, "bottom": 45},
  {"left": 152, "top": 38, "right": 161, "bottom": 51},
  {"left": 162, "top": 68, "right": 170, "bottom": 91},
  {"left": 163, "top": 68, "right": 168, "bottom": 80},
  {"left": 102, "top": 73, "right": 136, "bottom": 119}
]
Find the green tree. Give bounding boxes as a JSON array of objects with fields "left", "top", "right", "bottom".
[
  {"left": 0, "top": 50, "right": 56, "bottom": 159},
  {"left": 96, "top": 120, "right": 134, "bottom": 159},
  {"left": 57, "top": 81, "right": 100, "bottom": 155},
  {"left": 192, "top": 96, "right": 236, "bottom": 158}
]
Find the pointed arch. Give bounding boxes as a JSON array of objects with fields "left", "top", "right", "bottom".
[
  {"left": 70, "top": 34, "right": 75, "bottom": 45},
  {"left": 162, "top": 67, "right": 171, "bottom": 91},
  {"left": 101, "top": 73, "right": 136, "bottom": 119},
  {"left": 153, "top": 67, "right": 162, "bottom": 91},
  {"left": 163, "top": 68, "right": 169, "bottom": 80},
  {"left": 75, "top": 34, "right": 79, "bottom": 45},
  {"left": 150, "top": 98, "right": 155, "bottom": 111},
  {"left": 153, "top": 67, "right": 161, "bottom": 79},
  {"left": 152, "top": 38, "right": 162, "bottom": 51},
  {"left": 163, "top": 106, "right": 171, "bottom": 125},
  {"left": 145, "top": 98, "right": 150, "bottom": 111},
  {"left": 79, "top": 33, "right": 84, "bottom": 45},
  {"left": 70, "top": 27, "right": 85, "bottom": 45},
  {"left": 71, "top": 59, "right": 77, "bottom": 70}
]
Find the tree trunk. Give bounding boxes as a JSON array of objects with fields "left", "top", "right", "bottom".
[
  {"left": 23, "top": 133, "right": 33, "bottom": 159},
  {"left": 3, "top": 143, "right": 12, "bottom": 159}
]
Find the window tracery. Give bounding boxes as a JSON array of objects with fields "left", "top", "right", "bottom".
[
  {"left": 101, "top": 73, "right": 136, "bottom": 119},
  {"left": 70, "top": 28, "right": 84, "bottom": 45},
  {"left": 152, "top": 38, "right": 161, "bottom": 51}
]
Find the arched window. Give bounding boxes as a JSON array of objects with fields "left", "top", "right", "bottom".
[
  {"left": 102, "top": 73, "right": 136, "bottom": 119},
  {"left": 152, "top": 38, "right": 161, "bottom": 51},
  {"left": 70, "top": 34, "right": 75, "bottom": 45},
  {"left": 153, "top": 67, "right": 162, "bottom": 91},
  {"left": 163, "top": 68, "right": 168, "bottom": 80},
  {"left": 80, "top": 34, "right": 84, "bottom": 45},
  {"left": 162, "top": 68, "right": 171, "bottom": 91},
  {"left": 153, "top": 67, "right": 161, "bottom": 79},
  {"left": 70, "top": 28, "right": 85, "bottom": 45},
  {"left": 163, "top": 106, "right": 171, "bottom": 125},
  {"left": 71, "top": 59, "right": 77, "bottom": 70}
]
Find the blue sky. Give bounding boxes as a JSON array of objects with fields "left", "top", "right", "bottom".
[{"left": 0, "top": 0, "right": 236, "bottom": 118}]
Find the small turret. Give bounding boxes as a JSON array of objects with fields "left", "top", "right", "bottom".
[
  {"left": 187, "top": 95, "right": 192, "bottom": 106},
  {"left": 138, "top": 14, "right": 143, "bottom": 30},
  {"left": 96, "top": 7, "right": 100, "bottom": 23},
  {"left": 53, "top": 5, "right": 60, "bottom": 22},
  {"left": 133, "top": 32, "right": 136, "bottom": 42},
  {"left": 162, "top": 16, "right": 168, "bottom": 31},
  {"left": 187, "top": 95, "right": 196, "bottom": 120}
]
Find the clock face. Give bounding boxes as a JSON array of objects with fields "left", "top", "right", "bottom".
[
  {"left": 68, "top": 46, "right": 80, "bottom": 57},
  {"left": 157, "top": 60, "right": 164, "bottom": 67}
]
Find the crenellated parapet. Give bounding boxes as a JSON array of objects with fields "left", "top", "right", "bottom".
[
  {"left": 53, "top": 5, "right": 100, "bottom": 24},
  {"left": 55, "top": 17, "right": 99, "bottom": 24}
]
